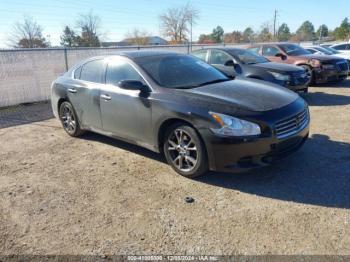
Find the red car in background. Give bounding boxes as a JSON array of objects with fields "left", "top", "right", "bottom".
[{"left": 248, "top": 43, "right": 349, "bottom": 84}]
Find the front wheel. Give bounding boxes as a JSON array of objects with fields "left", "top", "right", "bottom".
[
  {"left": 302, "top": 65, "right": 313, "bottom": 85},
  {"left": 163, "top": 124, "right": 208, "bottom": 178}
]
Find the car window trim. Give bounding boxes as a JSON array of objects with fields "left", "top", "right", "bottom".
[
  {"left": 192, "top": 49, "right": 209, "bottom": 62},
  {"left": 209, "top": 49, "right": 233, "bottom": 65},
  {"left": 76, "top": 58, "right": 106, "bottom": 84},
  {"left": 105, "top": 56, "right": 153, "bottom": 92}
]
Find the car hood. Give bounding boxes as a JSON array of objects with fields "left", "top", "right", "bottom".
[
  {"left": 183, "top": 78, "right": 298, "bottom": 112},
  {"left": 252, "top": 62, "right": 302, "bottom": 72},
  {"left": 297, "top": 54, "right": 343, "bottom": 61}
]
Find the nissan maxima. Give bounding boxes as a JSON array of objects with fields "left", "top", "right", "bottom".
[
  {"left": 51, "top": 51, "right": 310, "bottom": 178},
  {"left": 192, "top": 48, "right": 310, "bottom": 92}
]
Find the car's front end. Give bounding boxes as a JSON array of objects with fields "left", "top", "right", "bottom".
[
  {"left": 311, "top": 58, "right": 349, "bottom": 83},
  {"left": 269, "top": 69, "right": 310, "bottom": 92},
  {"left": 252, "top": 62, "right": 310, "bottom": 92},
  {"left": 199, "top": 97, "right": 309, "bottom": 173}
]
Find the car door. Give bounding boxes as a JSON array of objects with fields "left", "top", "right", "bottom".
[
  {"left": 99, "top": 57, "right": 152, "bottom": 144},
  {"left": 209, "top": 49, "right": 237, "bottom": 77},
  {"left": 262, "top": 45, "right": 285, "bottom": 63},
  {"left": 68, "top": 59, "right": 104, "bottom": 129}
]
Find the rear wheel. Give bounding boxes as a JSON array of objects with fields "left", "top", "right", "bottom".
[
  {"left": 163, "top": 123, "right": 208, "bottom": 178},
  {"left": 59, "top": 101, "right": 85, "bottom": 137}
]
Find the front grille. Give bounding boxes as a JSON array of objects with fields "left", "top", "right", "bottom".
[
  {"left": 275, "top": 109, "right": 309, "bottom": 139},
  {"left": 336, "top": 61, "right": 349, "bottom": 71}
]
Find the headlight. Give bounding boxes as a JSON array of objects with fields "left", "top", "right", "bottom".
[
  {"left": 310, "top": 59, "right": 321, "bottom": 67},
  {"left": 322, "top": 64, "right": 336, "bottom": 70},
  {"left": 209, "top": 112, "right": 261, "bottom": 137},
  {"left": 269, "top": 71, "right": 290, "bottom": 81}
]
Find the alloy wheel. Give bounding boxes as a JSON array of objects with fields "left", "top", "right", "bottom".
[
  {"left": 167, "top": 128, "right": 198, "bottom": 172},
  {"left": 60, "top": 104, "right": 76, "bottom": 134}
]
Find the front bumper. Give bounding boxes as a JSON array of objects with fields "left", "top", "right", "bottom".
[
  {"left": 314, "top": 68, "right": 348, "bottom": 83},
  {"left": 273, "top": 76, "right": 309, "bottom": 92},
  {"left": 201, "top": 124, "right": 309, "bottom": 173},
  {"left": 198, "top": 101, "right": 310, "bottom": 173}
]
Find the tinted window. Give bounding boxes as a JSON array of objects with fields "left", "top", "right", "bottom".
[
  {"left": 262, "top": 46, "right": 280, "bottom": 56},
  {"left": 210, "top": 50, "right": 232, "bottom": 65},
  {"left": 74, "top": 66, "right": 82, "bottom": 79},
  {"left": 134, "top": 55, "right": 229, "bottom": 89},
  {"left": 307, "top": 48, "right": 316, "bottom": 54},
  {"left": 192, "top": 50, "right": 207, "bottom": 61},
  {"left": 279, "top": 44, "right": 311, "bottom": 55},
  {"left": 332, "top": 44, "right": 346, "bottom": 50},
  {"left": 247, "top": 47, "right": 260, "bottom": 54},
  {"left": 228, "top": 49, "right": 269, "bottom": 64},
  {"left": 106, "top": 60, "right": 143, "bottom": 85},
  {"left": 314, "top": 47, "right": 333, "bottom": 55},
  {"left": 80, "top": 60, "right": 105, "bottom": 83}
]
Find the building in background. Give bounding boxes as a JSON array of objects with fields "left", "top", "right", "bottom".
[{"left": 102, "top": 36, "right": 168, "bottom": 47}]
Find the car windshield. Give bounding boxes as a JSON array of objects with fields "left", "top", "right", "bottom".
[
  {"left": 313, "top": 47, "right": 333, "bottom": 55},
  {"left": 134, "top": 54, "right": 230, "bottom": 89},
  {"left": 322, "top": 46, "right": 340, "bottom": 54},
  {"left": 228, "top": 49, "right": 269, "bottom": 64},
  {"left": 279, "top": 44, "right": 311, "bottom": 56}
]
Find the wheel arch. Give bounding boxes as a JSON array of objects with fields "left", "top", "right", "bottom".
[{"left": 157, "top": 118, "right": 208, "bottom": 158}]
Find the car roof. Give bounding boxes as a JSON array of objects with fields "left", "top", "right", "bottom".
[
  {"left": 193, "top": 47, "right": 247, "bottom": 52},
  {"left": 83, "top": 50, "right": 183, "bottom": 63}
]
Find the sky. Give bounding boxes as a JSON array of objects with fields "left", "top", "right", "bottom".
[{"left": 0, "top": 0, "right": 350, "bottom": 48}]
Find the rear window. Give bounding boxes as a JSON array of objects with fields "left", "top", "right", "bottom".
[
  {"left": 192, "top": 50, "right": 208, "bottom": 61},
  {"left": 80, "top": 59, "right": 105, "bottom": 83},
  {"left": 247, "top": 47, "right": 260, "bottom": 54}
]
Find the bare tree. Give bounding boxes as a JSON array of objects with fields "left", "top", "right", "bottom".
[
  {"left": 125, "top": 28, "right": 149, "bottom": 45},
  {"left": 159, "top": 3, "right": 199, "bottom": 44},
  {"left": 10, "top": 16, "right": 49, "bottom": 48},
  {"left": 76, "top": 11, "right": 101, "bottom": 47}
]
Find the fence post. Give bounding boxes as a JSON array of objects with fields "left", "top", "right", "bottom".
[
  {"left": 64, "top": 48, "right": 68, "bottom": 71},
  {"left": 187, "top": 43, "right": 190, "bottom": 54}
]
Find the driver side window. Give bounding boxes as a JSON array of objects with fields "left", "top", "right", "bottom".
[
  {"left": 262, "top": 46, "right": 280, "bottom": 56},
  {"left": 106, "top": 60, "right": 143, "bottom": 85},
  {"left": 210, "top": 50, "right": 232, "bottom": 65}
]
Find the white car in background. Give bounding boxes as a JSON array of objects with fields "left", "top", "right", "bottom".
[
  {"left": 318, "top": 45, "right": 350, "bottom": 62},
  {"left": 330, "top": 43, "right": 350, "bottom": 54}
]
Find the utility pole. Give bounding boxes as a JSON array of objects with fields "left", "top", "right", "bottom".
[
  {"left": 273, "top": 10, "right": 277, "bottom": 40},
  {"left": 319, "top": 26, "right": 323, "bottom": 43},
  {"left": 190, "top": 14, "right": 193, "bottom": 52}
]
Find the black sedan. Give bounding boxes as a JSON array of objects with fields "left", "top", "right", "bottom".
[
  {"left": 51, "top": 51, "right": 310, "bottom": 178},
  {"left": 192, "top": 48, "right": 310, "bottom": 92}
]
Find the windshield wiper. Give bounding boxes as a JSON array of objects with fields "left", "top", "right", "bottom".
[{"left": 195, "top": 78, "right": 231, "bottom": 87}]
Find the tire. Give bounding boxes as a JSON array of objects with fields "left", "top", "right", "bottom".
[
  {"left": 59, "top": 101, "right": 85, "bottom": 137},
  {"left": 301, "top": 65, "right": 314, "bottom": 85},
  {"left": 163, "top": 123, "right": 208, "bottom": 178}
]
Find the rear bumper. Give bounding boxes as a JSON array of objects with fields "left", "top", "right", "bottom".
[
  {"left": 314, "top": 68, "right": 348, "bottom": 83},
  {"left": 199, "top": 122, "right": 309, "bottom": 173}
]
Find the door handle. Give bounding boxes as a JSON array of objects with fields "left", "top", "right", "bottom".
[
  {"left": 101, "top": 94, "right": 112, "bottom": 101},
  {"left": 68, "top": 88, "right": 77, "bottom": 93}
]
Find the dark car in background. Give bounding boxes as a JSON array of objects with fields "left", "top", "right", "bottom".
[
  {"left": 191, "top": 48, "right": 310, "bottom": 92},
  {"left": 51, "top": 51, "right": 310, "bottom": 178},
  {"left": 248, "top": 43, "right": 349, "bottom": 84}
]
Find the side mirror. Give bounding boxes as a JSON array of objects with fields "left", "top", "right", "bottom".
[
  {"left": 118, "top": 80, "right": 149, "bottom": 93},
  {"left": 275, "top": 53, "right": 287, "bottom": 60},
  {"left": 224, "top": 60, "right": 235, "bottom": 67}
]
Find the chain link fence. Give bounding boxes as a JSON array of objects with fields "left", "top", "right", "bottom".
[{"left": 0, "top": 43, "right": 244, "bottom": 108}]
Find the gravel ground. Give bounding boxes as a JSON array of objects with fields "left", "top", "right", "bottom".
[{"left": 0, "top": 79, "right": 350, "bottom": 256}]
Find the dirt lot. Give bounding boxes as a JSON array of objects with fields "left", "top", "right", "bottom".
[{"left": 1, "top": 80, "right": 350, "bottom": 256}]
